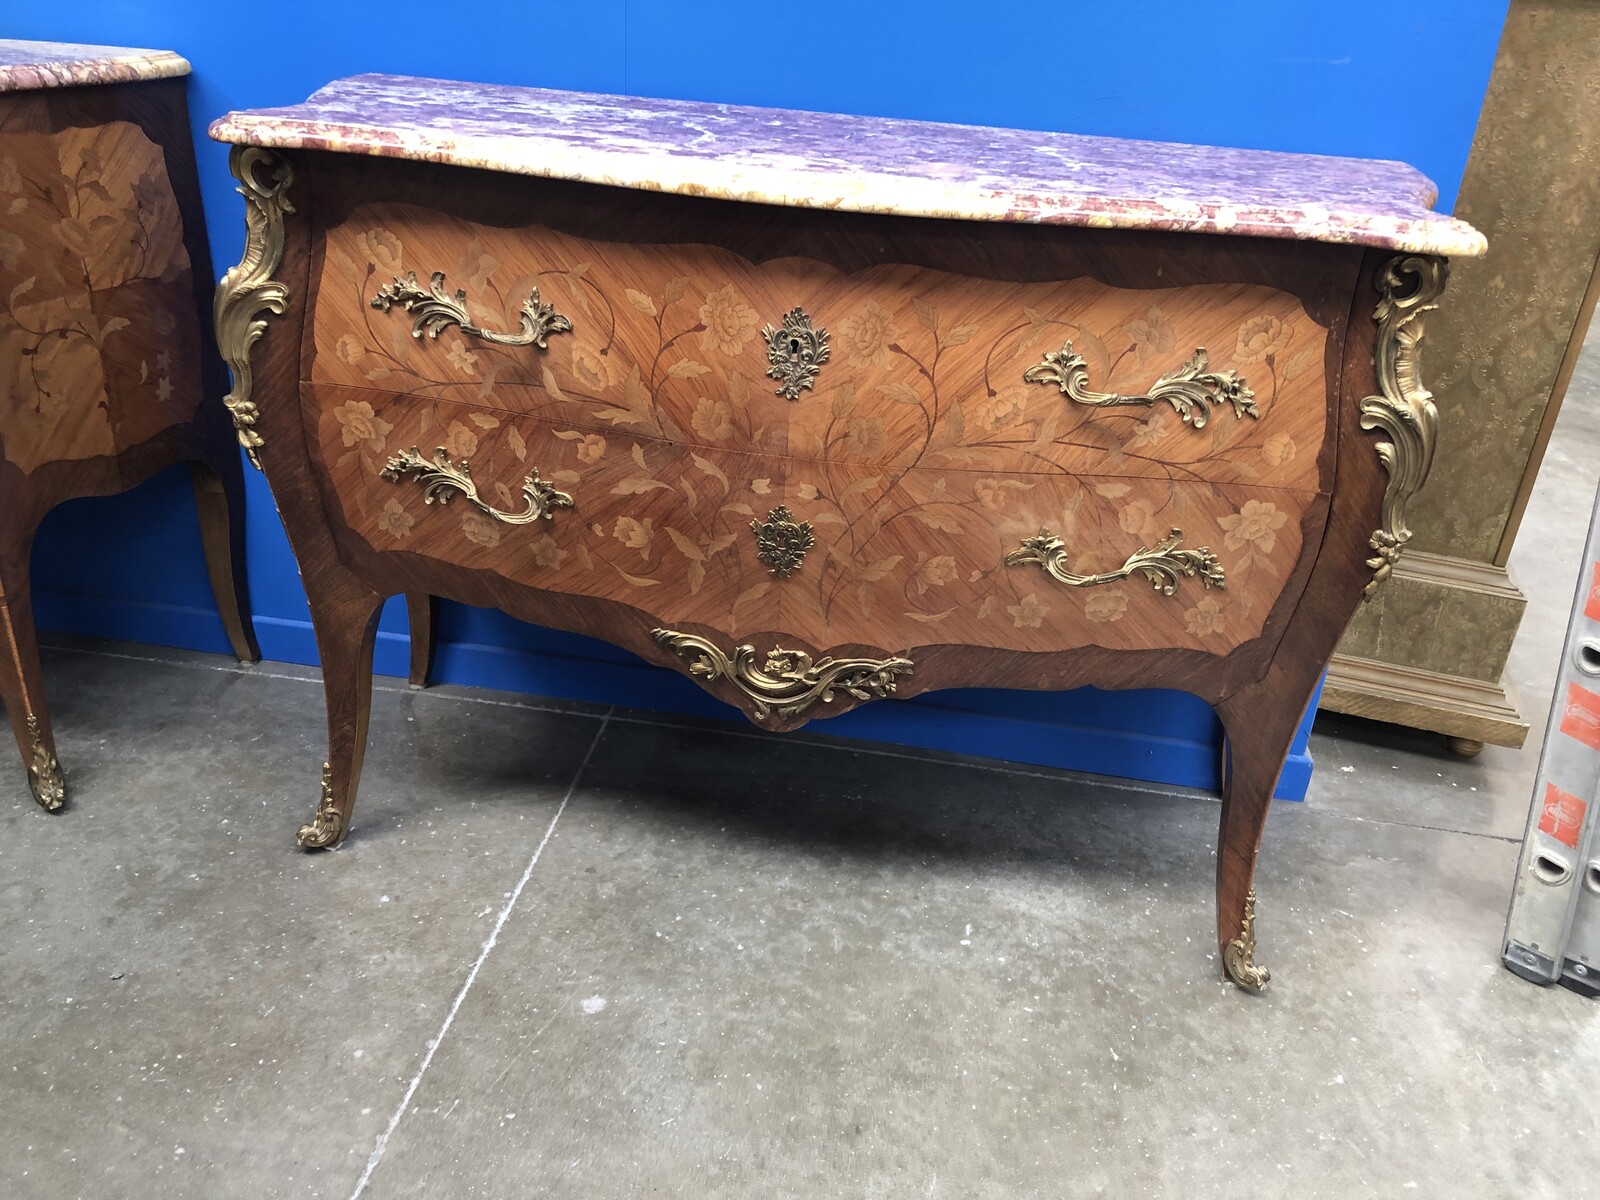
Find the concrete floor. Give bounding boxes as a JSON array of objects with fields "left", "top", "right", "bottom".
[{"left": 3, "top": 336, "right": 1599, "bottom": 1199}]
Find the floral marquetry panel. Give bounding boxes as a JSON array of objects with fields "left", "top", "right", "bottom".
[
  {"left": 308, "top": 205, "right": 1332, "bottom": 494},
  {"left": 312, "top": 380, "right": 1317, "bottom": 659},
  {"left": 0, "top": 120, "right": 201, "bottom": 474},
  {"left": 774, "top": 467, "right": 1318, "bottom": 656},
  {"left": 310, "top": 385, "right": 793, "bottom": 642}
]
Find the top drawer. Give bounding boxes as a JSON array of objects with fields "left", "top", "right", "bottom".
[{"left": 309, "top": 201, "right": 1332, "bottom": 493}]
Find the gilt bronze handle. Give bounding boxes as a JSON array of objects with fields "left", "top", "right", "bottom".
[
  {"left": 1024, "top": 342, "right": 1257, "bottom": 429},
  {"left": 380, "top": 447, "right": 573, "bottom": 526},
  {"left": 1005, "top": 527, "right": 1225, "bottom": 595},
  {"left": 372, "top": 271, "right": 572, "bottom": 350}
]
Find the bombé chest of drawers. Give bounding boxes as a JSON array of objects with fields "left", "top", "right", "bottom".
[
  {"left": 210, "top": 75, "right": 1483, "bottom": 989},
  {"left": 0, "top": 40, "right": 257, "bottom": 813}
]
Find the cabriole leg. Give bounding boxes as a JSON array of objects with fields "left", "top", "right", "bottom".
[
  {"left": 405, "top": 593, "right": 437, "bottom": 689},
  {"left": 0, "top": 535, "right": 63, "bottom": 811},
  {"left": 1213, "top": 679, "right": 1320, "bottom": 992},
  {"left": 297, "top": 576, "right": 384, "bottom": 849},
  {"left": 189, "top": 461, "right": 261, "bottom": 664}
]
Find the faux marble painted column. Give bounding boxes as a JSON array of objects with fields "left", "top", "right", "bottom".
[{"left": 1323, "top": 0, "right": 1600, "bottom": 752}]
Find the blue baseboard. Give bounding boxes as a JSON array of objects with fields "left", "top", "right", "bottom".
[{"left": 33, "top": 587, "right": 1319, "bottom": 800}]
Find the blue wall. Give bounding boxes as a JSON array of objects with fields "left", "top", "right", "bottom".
[{"left": 10, "top": 2, "right": 1506, "bottom": 798}]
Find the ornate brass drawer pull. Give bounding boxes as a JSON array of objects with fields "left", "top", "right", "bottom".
[
  {"left": 651, "top": 630, "right": 912, "bottom": 722},
  {"left": 1024, "top": 342, "right": 1257, "bottom": 428},
  {"left": 380, "top": 447, "right": 574, "bottom": 525},
  {"left": 1006, "top": 526, "right": 1225, "bottom": 594},
  {"left": 372, "top": 271, "right": 572, "bottom": 349},
  {"left": 750, "top": 505, "right": 814, "bottom": 577},
  {"left": 763, "top": 307, "right": 830, "bottom": 400}
]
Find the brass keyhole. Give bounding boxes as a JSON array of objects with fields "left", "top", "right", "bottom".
[{"left": 762, "top": 306, "right": 829, "bottom": 401}]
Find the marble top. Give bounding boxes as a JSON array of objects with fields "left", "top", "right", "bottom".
[
  {"left": 0, "top": 39, "right": 189, "bottom": 94},
  {"left": 211, "top": 74, "right": 1485, "bottom": 258}
]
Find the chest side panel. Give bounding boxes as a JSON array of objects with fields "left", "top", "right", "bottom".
[{"left": 0, "top": 111, "right": 201, "bottom": 474}]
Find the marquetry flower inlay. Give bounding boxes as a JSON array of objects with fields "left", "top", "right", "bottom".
[
  {"left": 976, "top": 478, "right": 1033, "bottom": 512},
  {"left": 570, "top": 342, "right": 617, "bottom": 390},
  {"left": 1127, "top": 411, "right": 1167, "bottom": 450},
  {"left": 334, "top": 399, "right": 393, "bottom": 452},
  {"left": 843, "top": 416, "right": 886, "bottom": 457},
  {"left": 446, "top": 342, "right": 479, "bottom": 376},
  {"left": 1184, "top": 595, "right": 1226, "bottom": 637},
  {"left": 461, "top": 508, "right": 502, "bottom": 548},
  {"left": 1122, "top": 305, "right": 1175, "bottom": 364},
  {"left": 839, "top": 301, "right": 900, "bottom": 368},
  {"left": 443, "top": 421, "right": 479, "bottom": 460},
  {"left": 1235, "top": 315, "right": 1292, "bottom": 364},
  {"left": 614, "top": 515, "right": 655, "bottom": 558},
  {"left": 912, "top": 553, "right": 959, "bottom": 594},
  {"left": 357, "top": 228, "right": 402, "bottom": 275},
  {"left": 698, "top": 285, "right": 759, "bottom": 357},
  {"left": 1084, "top": 589, "right": 1129, "bottom": 623},
  {"left": 975, "top": 388, "right": 1027, "bottom": 432},
  {"left": 530, "top": 533, "right": 566, "bottom": 569},
  {"left": 1219, "top": 499, "right": 1288, "bottom": 554},
  {"left": 1263, "top": 433, "right": 1298, "bottom": 466},
  {"left": 335, "top": 334, "right": 367, "bottom": 365},
  {"left": 378, "top": 497, "right": 414, "bottom": 539},
  {"left": 692, "top": 396, "right": 735, "bottom": 442},
  {"left": 1008, "top": 592, "right": 1050, "bottom": 629},
  {"left": 1118, "top": 498, "right": 1163, "bottom": 542}
]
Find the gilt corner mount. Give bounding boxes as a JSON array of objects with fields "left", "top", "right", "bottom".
[
  {"left": 214, "top": 146, "right": 294, "bottom": 470},
  {"left": 1360, "top": 254, "right": 1447, "bottom": 600}
]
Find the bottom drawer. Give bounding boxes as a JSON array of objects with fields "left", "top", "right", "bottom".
[
  {"left": 306, "top": 384, "right": 1317, "bottom": 662},
  {"left": 307, "top": 384, "right": 793, "bottom": 641},
  {"left": 766, "top": 465, "right": 1318, "bottom": 657}
]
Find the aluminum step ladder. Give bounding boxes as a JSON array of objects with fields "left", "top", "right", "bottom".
[{"left": 1503, "top": 480, "right": 1600, "bottom": 997}]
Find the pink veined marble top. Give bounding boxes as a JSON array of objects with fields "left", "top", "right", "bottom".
[
  {"left": 211, "top": 74, "right": 1485, "bottom": 258},
  {"left": 0, "top": 39, "right": 189, "bottom": 94}
]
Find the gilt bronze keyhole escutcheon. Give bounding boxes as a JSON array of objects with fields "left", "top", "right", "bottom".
[
  {"left": 751, "top": 505, "right": 815, "bottom": 577},
  {"left": 762, "top": 307, "right": 829, "bottom": 400}
]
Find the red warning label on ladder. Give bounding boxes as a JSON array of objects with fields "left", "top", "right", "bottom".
[
  {"left": 1560, "top": 682, "right": 1600, "bottom": 752},
  {"left": 1539, "top": 782, "right": 1589, "bottom": 849},
  {"left": 1586, "top": 563, "right": 1600, "bottom": 622}
]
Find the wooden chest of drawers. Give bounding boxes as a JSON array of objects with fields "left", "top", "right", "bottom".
[
  {"left": 0, "top": 41, "right": 257, "bottom": 811},
  {"left": 211, "top": 75, "right": 1483, "bottom": 989}
]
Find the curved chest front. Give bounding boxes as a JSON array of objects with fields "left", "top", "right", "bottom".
[{"left": 278, "top": 160, "right": 1361, "bottom": 729}]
